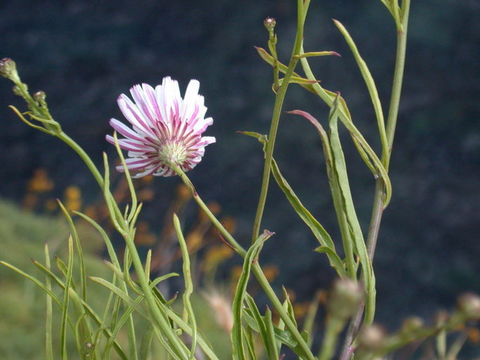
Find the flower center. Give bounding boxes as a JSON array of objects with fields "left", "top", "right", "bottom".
[{"left": 158, "top": 140, "right": 187, "bottom": 166}]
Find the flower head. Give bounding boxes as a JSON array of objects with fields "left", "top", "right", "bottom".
[
  {"left": 106, "top": 77, "right": 215, "bottom": 177},
  {"left": 0, "top": 58, "right": 19, "bottom": 82}
]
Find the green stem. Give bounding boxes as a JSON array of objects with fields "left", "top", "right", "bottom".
[
  {"left": 339, "top": 2, "right": 410, "bottom": 359},
  {"left": 171, "top": 164, "right": 246, "bottom": 257},
  {"left": 56, "top": 133, "right": 188, "bottom": 358},
  {"left": 57, "top": 132, "right": 105, "bottom": 188},
  {"left": 366, "top": 0, "right": 410, "bottom": 262},
  {"left": 252, "top": 265, "right": 317, "bottom": 360},
  {"left": 318, "top": 317, "right": 344, "bottom": 360},
  {"left": 385, "top": 0, "right": 411, "bottom": 169},
  {"left": 251, "top": 0, "right": 306, "bottom": 242},
  {"left": 172, "top": 165, "right": 316, "bottom": 360},
  {"left": 123, "top": 231, "right": 190, "bottom": 359}
]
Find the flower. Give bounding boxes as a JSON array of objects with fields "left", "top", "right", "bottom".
[{"left": 106, "top": 77, "right": 215, "bottom": 177}]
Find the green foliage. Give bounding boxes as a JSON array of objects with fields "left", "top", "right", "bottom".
[
  {"left": 0, "top": 200, "right": 106, "bottom": 359},
  {"left": 2, "top": 1, "right": 479, "bottom": 359}
]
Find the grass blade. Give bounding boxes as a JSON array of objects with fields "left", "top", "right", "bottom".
[
  {"left": 60, "top": 235, "right": 74, "bottom": 360},
  {"left": 44, "top": 244, "right": 54, "bottom": 360},
  {"left": 232, "top": 230, "right": 274, "bottom": 360},
  {"left": 57, "top": 200, "right": 87, "bottom": 301},
  {"left": 173, "top": 214, "right": 198, "bottom": 359}
]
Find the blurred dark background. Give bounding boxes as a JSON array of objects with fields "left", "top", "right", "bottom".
[{"left": 1, "top": 0, "right": 479, "bottom": 330}]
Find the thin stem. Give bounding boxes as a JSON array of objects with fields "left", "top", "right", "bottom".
[
  {"left": 57, "top": 132, "right": 105, "bottom": 188},
  {"left": 367, "top": 0, "right": 410, "bottom": 274},
  {"left": 318, "top": 317, "right": 344, "bottom": 360},
  {"left": 172, "top": 165, "right": 316, "bottom": 360},
  {"left": 58, "top": 135, "right": 188, "bottom": 358},
  {"left": 171, "top": 163, "right": 246, "bottom": 257},
  {"left": 251, "top": 0, "right": 306, "bottom": 242},
  {"left": 339, "top": 2, "right": 410, "bottom": 359},
  {"left": 385, "top": 0, "right": 411, "bottom": 169},
  {"left": 252, "top": 265, "right": 317, "bottom": 360},
  {"left": 123, "top": 230, "right": 190, "bottom": 359}
]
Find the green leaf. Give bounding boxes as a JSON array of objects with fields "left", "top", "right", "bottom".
[
  {"left": 281, "top": 287, "right": 297, "bottom": 328},
  {"left": 298, "top": 49, "right": 392, "bottom": 208},
  {"left": 244, "top": 326, "right": 258, "bottom": 360},
  {"left": 74, "top": 210, "right": 140, "bottom": 360},
  {"left": 314, "top": 246, "right": 345, "bottom": 276},
  {"left": 239, "top": 129, "right": 346, "bottom": 278},
  {"left": 243, "top": 298, "right": 298, "bottom": 350},
  {"left": 58, "top": 200, "right": 87, "bottom": 301},
  {"left": 328, "top": 96, "right": 376, "bottom": 324},
  {"left": 139, "top": 326, "right": 155, "bottom": 360},
  {"left": 32, "top": 261, "right": 129, "bottom": 360},
  {"left": 244, "top": 295, "right": 279, "bottom": 360},
  {"left": 231, "top": 230, "right": 274, "bottom": 360},
  {"left": 271, "top": 159, "right": 346, "bottom": 277},
  {"left": 302, "top": 292, "right": 322, "bottom": 347},
  {"left": 264, "top": 308, "right": 280, "bottom": 360},
  {"left": 111, "top": 131, "right": 138, "bottom": 226},
  {"left": 103, "top": 295, "right": 145, "bottom": 359},
  {"left": 333, "top": 19, "right": 388, "bottom": 161},
  {"left": 173, "top": 214, "right": 198, "bottom": 359},
  {"left": 294, "top": 51, "right": 341, "bottom": 59},
  {"left": 255, "top": 47, "right": 317, "bottom": 93},
  {"left": 60, "top": 235, "right": 74, "bottom": 360},
  {"left": 44, "top": 244, "right": 54, "bottom": 360}
]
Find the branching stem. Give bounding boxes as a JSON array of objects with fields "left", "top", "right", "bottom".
[{"left": 339, "top": 2, "right": 411, "bottom": 359}]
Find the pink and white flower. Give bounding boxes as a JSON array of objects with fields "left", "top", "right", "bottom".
[{"left": 106, "top": 77, "right": 215, "bottom": 177}]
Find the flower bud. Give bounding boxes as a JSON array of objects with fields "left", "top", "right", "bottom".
[
  {"left": 327, "top": 279, "right": 363, "bottom": 320},
  {"left": 33, "top": 90, "right": 47, "bottom": 102},
  {"left": 358, "top": 324, "right": 386, "bottom": 351},
  {"left": 401, "top": 316, "right": 424, "bottom": 334},
  {"left": 457, "top": 293, "right": 480, "bottom": 319},
  {"left": 0, "top": 58, "right": 20, "bottom": 82},
  {"left": 264, "top": 17, "right": 276, "bottom": 31}
]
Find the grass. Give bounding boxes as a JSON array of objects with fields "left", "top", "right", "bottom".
[{"left": 0, "top": 199, "right": 232, "bottom": 359}]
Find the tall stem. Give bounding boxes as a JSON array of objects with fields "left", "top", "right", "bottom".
[
  {"left": 251, "top": 0, "right": 306, "bottom": 242},
  {"left": 54, "top": 134, "right": 189, "bottom": 358},
  {"left": 367, "top": 0, "right": 410, "bottom": 262},
  {"left": 122, "top": 232, "right": 190, "bottom": 359},
  {"left": 339, "top": 2, "right": 410, "bottom": 359}
]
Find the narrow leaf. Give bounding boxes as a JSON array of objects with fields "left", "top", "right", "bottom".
[
  {"left": 333, "top": 19, "right": 388, "bottom": 161},
  {"left": 232, "top": 230, "right": 274, "bottom": 360},
  {"left": 328, "top": 96, "right": 376, "bottom": 324},
  {"left": 60, "top": 235, "right": 74, "bottom": 360},
  {"left": 294, "top": 51, "right": 341, "bottom": 59},
  {"left": 173, "top": 214, "right": 198, "bottom": 359},
  {"left": 44, "top": 244, "right": 54, "bottom": 360},
  {"left": 57, "top": 200, "right": 87, "bottom": 300}
]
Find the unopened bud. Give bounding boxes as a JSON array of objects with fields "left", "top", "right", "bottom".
[
  {"left": 457, "top": 293, "right": 480, "bottom": 319},
  {"left": 264, "top": 17, "right": 276, "bottom": 31},
  {"left": 358, "top": 324, "right": 386, "bottom": 351},
  {"left": 33, "top": 90, "right": 46, "bottom": 102},
  {"left": 328, "top": 279, "right": 363, "bottom": 319},
  {"left": 0, "top": 58, "right": 20, "bottom": 82}
]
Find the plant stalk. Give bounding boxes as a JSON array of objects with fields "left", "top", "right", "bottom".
[
  {"left": 251, "top": 0, "right": 306, "bottom": 242},
  {"left": 339, "top": 2, "right": 410, "bottom": 359},
  {"left": 173, "top": 165, "right": 317, "bottom": 360},
  {"left": 54, "top": 134, "right": 189, "bottom": 358}
]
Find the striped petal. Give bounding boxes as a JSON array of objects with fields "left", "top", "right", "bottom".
[{"left": 107, "top": 77, "right": 215, "bottom": 178}]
